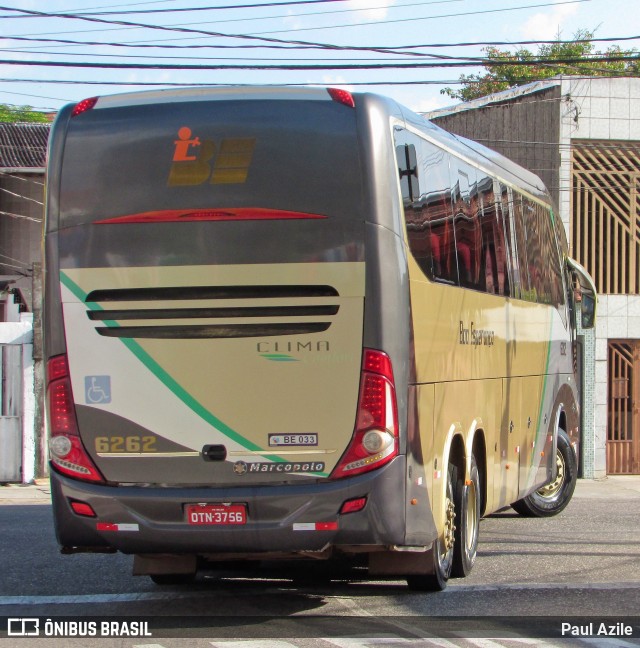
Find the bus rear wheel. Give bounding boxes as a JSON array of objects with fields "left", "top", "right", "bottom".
[
  {"left": 452, "top": 454, "right": 480, "bottom": 577},
  {"left": 406, "top": 463, "right": 457, "bottom": 591},
  {"left": 512, "top": 428, "right": 577, "bottom": 517}
]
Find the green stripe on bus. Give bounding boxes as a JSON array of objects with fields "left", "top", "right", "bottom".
[
  {"left": 534, "top": 316, "right": 554, "bottom": 468},
  {"left": 59, "top": 271, "right": 293, "bottom": 465}
]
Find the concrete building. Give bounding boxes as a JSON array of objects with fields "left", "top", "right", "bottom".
[
  {"left": 0, "top": 121, "right": 49, "bottom": 481},
  {"left": 426, "top": 76, "right": 640, "bottom": 478}
]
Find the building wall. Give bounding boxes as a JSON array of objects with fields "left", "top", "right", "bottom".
[
  {"left": 560, "top": 77, "right": 640, "bottom": 477},
  {"left": 0, "top": 171, "right": 45, "bottom": 478},
  {"left": 429, "top": 85, "right": 563, "bottom": 208},
  {"left": 0, "top": 171, "right": 45, "bottom": 311}
]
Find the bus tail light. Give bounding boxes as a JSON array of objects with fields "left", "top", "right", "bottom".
[
  {"left": 71, "top": 97, "right": 98, "bottom": 117},
  {"left": 330, "top": 349, "right": 399, "bottom": 479},
  {"left": 47, "top": 354, "right": 104, "bottom": 483},
  {"left": 327, "top": 88, "right": 355, "bottom": 108}
]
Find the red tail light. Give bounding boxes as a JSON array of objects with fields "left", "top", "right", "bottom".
[
  {"left": 327, "top": 88, "right": 355, "bottom": 108},
  {"left": 330, "top": 349, "right": 399, "bottom": 479},
  {"left": 47, "top": 355, "right": 104, "bottom": 482},
  {"left": 95, "top": 207, "right": 327, "bottom": 224},
  {"left": 71, "top": 97, "right": 98, "bottom": 117}
]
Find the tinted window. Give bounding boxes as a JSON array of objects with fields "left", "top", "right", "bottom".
[
  {"left": 396, "top": 132, "right": 457, "bottom": 284},
  {"left": 396, "top": 129, "right": 515, "bottom": 295},
  {"left": 479, "top": 176, "right": 509, "bottom": 296},
  {"left": 59, "top": 100, "right": 363, "bottom": 228},
  {"left": 450, "top": 159, "right": 481, "bottom": 290}
]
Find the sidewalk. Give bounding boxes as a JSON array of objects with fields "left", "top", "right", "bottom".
[
  {"left": 1, "top": 475, "right": 639, "bottom": 504},
  {"left": 0, "top": 478, "right": 51, "bottom": 504}
]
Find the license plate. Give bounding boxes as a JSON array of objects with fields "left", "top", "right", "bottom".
[
  {"left": 268, "top": 433, "right": 318, "bottom": 447},
  {"left": 186, "top": 504, "right": 246, "bottom": 526}
]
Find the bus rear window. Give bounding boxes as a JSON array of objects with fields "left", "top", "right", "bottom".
[{"left": 57, "top": 100, "right": 362, "bottom": 229}]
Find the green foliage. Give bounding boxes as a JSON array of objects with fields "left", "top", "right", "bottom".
[
  {"left": 443, "top": 30, "right": 640, "bottom": 102},
  {"left": 0, "top": 104, "right": 50, "bottom": 123}
]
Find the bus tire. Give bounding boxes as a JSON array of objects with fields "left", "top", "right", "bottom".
[
  {"left": 452, "top": 454, "right": 480, "bottom": 577},
  {"left": 512, "top": 428, "right": 577, "bottom": 517},
  {"left": 406, "top": 463, "right": 456, "bottom": 592}
]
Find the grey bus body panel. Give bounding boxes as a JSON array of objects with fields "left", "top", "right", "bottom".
[{"left": 50, "top": 455, "right": 438, "bottom": 554}]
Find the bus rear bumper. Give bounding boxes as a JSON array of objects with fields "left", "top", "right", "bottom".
[{"left": 50, "top": 457, "right": 427, "bottom": 558}]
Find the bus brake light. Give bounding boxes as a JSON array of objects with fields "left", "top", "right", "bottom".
[
  {"left": 46, "top": 354, "right": 104, "bottom": 483},
  {"left": 71, "top": 97, "right": 98, "bottom": 117},
  {"left": 330, "top": 349, "right": 398, "bottom": 479},
  {"left": 327, "top": 88, "right": 355, "bottom": 108}
]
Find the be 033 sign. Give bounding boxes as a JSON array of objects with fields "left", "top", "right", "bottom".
[{"left": 268, "top": 433, "right": 318, "bottom": 447}]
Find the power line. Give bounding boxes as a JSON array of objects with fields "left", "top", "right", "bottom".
[
  {"left": 0, "top": 48, "right": 458, "bottom": 63},
  {"left": 0, "top": 252, "right": 30, "bottom": 268},
  {"left": 5, "top": 33, "right": 639, "bottom": 53},
  {"left": 71, "top": 0, "right": 459, "bottom": 17},
  {"left": 0, "top": 0, "right": 352, "bottom": 20},
  {"left": 0, "top": 209, "right": 42, "bottom": 223},
  {"left": 2, "top": 53, "right": 639, "bottom": 71},
  {"left": 0, "top": 185, "right": 43, "bottom": 206},
  {"left": 247, "top": 0, "right": 591, "bottom": 36},
  {"left": 0, "top": 170, "right": 45, "bottom": 186},
  {"left": 0, "top": 77, "right": 470, "bottom": 86},
  {"left": 0, "top": 1, "right": 592, "bottom": 55}
]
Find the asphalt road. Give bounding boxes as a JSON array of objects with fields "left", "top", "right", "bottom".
[{"left": 0, "top": 477, "right": 639, "bottom": 646}]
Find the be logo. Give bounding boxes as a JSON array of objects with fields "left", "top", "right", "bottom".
[{"left": 168, "top": 126, "right": 256, "bottom": 187}]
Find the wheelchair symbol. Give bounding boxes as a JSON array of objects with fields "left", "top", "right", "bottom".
[{"left": 85, "top": 376, "right": 111, "bottom": 404}]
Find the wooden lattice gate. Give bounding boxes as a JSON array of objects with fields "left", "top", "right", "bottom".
[
  {"left": 571, "top": 140, "right": 640, "bottom": 295},
  {"left": 608, "top": 341, "right": 640, "bottom": 474},
  {"left": 572, "top": 141, "right": 640, "bottom": 474}
]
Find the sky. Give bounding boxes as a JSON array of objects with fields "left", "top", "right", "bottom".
[{"left": 0, "top": 0, "right": 638, "bottom": 115}]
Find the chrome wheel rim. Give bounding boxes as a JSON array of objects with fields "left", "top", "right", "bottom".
[
  {"left": 537, "top": 448, "right": 565, "bottom": 500},
  {"left": 465, "top": 478, "right": 478, "bottom": 551}
]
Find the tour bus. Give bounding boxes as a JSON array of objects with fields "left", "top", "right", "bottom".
[{"left": 44, "top": 87, "right": 596, "bottom": 590}]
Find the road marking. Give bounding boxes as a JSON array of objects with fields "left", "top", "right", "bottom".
[
  {"left": 209, "top": 642, "right": 300, "bottom": 648},
  {"left": 442, "top": 581, "right": 640, "bottom": 593},
  {"left": 0, "top": 581, "right": 637, "bottom": 607},
  {"left": 323, "top": 640, "right": 415, "bottom": 646}
]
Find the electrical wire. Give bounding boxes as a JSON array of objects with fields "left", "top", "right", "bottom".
[
  {"left": 0, "top": 171, "right": 45, "bottom": 187},
  {"left": 5, "top": 33, "right": 639, "bottom": 53},
  {"left": 0, "top": 210, "right": 42, "bottom": 223},
  {"left": 0, "top": 186, "right": 43, "bottom": 206},
  {"left": 0, "top": 1, "right": 592, "bottom": 54},
  {"left": 1, "top": 53, "right": 639, "bottom": 71},
  {"left": 0, "top": 0, "right": 352, "bottom": 20}
]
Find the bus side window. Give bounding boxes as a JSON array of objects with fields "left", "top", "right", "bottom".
[
  {"left": 495, "top": 182, "right": 510, "bottom": 296},
  {"left": 396, "top": 133, "right": 458, "bottom": 285},
  {"left": 424, "top": 144, "right": 457, "bottom": 284},
  {"left": 512, "top": 193, "right": 532, "bottom": 301},
  {"left": 478, "top": 172, "right": 504, "bottom": 295},
  {"left": 522, "top": 197, "right": 555, "bottom": 305},
  {"left": 450, "top": 159, "right": 480, "bottom": 290}
]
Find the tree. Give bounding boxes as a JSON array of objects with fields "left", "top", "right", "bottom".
[
  {"left": 0, "top": 104, "right": 50, "bottom": 123},
  {"left": 443, "top": 29, "right": 640, "bottom": 102}
]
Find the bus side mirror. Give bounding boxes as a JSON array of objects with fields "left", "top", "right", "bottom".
[
  {"left": 567, "top": 258, "right": 597, "bottom": 330},
  {"left": 581, "top": 292, "right": 596, "bottom": 329}
]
